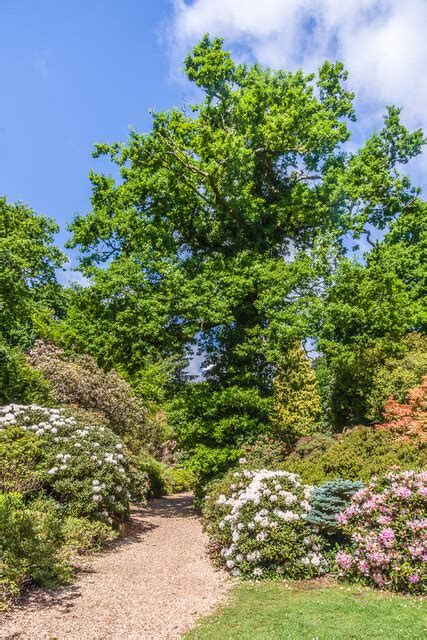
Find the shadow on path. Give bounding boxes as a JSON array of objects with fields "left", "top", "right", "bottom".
[{"left": 145, "top": 492, "right": 195, "bottom": 519}]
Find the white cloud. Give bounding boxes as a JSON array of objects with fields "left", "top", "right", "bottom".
[{"left": 168, "top": 0, "right": 426, "bottom": 180}]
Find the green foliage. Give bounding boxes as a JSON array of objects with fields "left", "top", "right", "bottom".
[
  {"left": 315, "top": 201, "right": 426, "bottom": 430},
  {"left": 164, "top": 466, "right": 195, "bottom": 493},
  {"left": 135, "top": 452, "right": 171, "bottom": 498},
  {"left": 241, "top": 434, "right": 287, "bottom": 469},
  {"left": 271, "top": 342, "right": 323, "bottom": 445},
  {"left": 282, "top": 426, "right": 426, "bottom": 485},
  {"left": 292, "top": 432, "right": 336, "bottom": 459},
  {"left": 0, "top": 197, "right": 65, "bottom": 349},
  {"left": 0, "top": 493, "right": 71, "bottom": 606},
  {"left": 168, "top": 382, "right": 269, "bottom": 484},
  {"left": 61, "top": 516, "right": 116, "bottom": 553},
  {"left": 65, "top": 37, "right": 423, "bottom": 471},
  {"left": 306, "top": 478, "right": 363, "bottom": 536},
  {"left": 134, "top": 451, "right": 194, "bottom": 497},
  {"left": 316, "top": 333, "right": 427, "bottom": 431},
  {"left": 0, "top": 341, "right": 51, "bottom": 405},
  {"left": 0, "top": 425, "right": 46, "bottom": 495},
  {"left": 366, "top": 334, "right": 427, "bottom": 422}
]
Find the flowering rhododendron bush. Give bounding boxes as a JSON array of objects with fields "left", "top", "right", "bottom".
[
  {"left": 203, "top": 467, "right": 328, "bottom": 579},
  {"left": 0, "top": 404, "right": 146, "bottom": 523},
  {"left": 336, "top": 470, "right": 426, "bottom": 593}
]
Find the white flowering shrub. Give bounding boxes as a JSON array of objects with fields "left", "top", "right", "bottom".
[
  {"left": 0, "top": 404, "right": 146, "bottom": 523},
  {"left": 202, "top": 467, "right": 328, "bottom": 579}
]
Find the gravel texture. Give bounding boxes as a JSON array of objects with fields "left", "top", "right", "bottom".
[{"left": 1, "top": 493, "right": 229, "bottom": 640}]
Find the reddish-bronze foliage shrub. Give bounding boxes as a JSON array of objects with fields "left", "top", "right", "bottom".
[{"left": 376, "top": 377, "right": 427, "bottom": 444}]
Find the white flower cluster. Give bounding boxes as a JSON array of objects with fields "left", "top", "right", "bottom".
[
  {"left": 0, "top": 404, "right": 68, "bottom": 435},
  {"left": 212, "top": 469, "right": 326, "bottom": 579}
]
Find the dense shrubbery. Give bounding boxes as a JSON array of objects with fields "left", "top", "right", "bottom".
[
  {"left": 0, "top": 342, "right": 51, "bottom": 405},
  {"left": 0, "top": 492, "right": 119, "bottom": 607},
  {"left": 366, "top": 335, "right": 427, "bottom": 423},
  {"left": 61, "top": 516, "right": 117, "bottom": 553},
  {"left": 335, "top": 471, "right": 426, "bottom": 593},
  {"left": 168, "top": 382, "right": 270, "bottom": 486},
  {"left": 136, "top": 452, "right": 194, "bottom": 498},
  {"left": 203, "top": 467, "right": 328, "bottom": 579},
  {"left": 27, "top": 340, "right": 161, "bottom": 447},
  {"left": 0, "top": 404, "right": 146, "bottom": 522},
  {"left": 1, "top": 493, "right": 71, "bottom": 606},
  {"left": 240, "top": 434, "right": 287, "bottom": 469},
  {"left": 306, "top": 478, "right": 363, "bottom": 537},
  {"left": 282, "top": 427, "right": 425, "bottom": 485}
]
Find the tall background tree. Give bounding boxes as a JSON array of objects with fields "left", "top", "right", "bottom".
[
  {"left": 314, "top": 200, "right": 426, "bottom": 430},
  {"left": 0, "top": 197, "right": 65, "bottom": 403},
  {"left": 64, "top": 36, "right": 424, "bottom": 480},
  {"left": 0, "top": 197, "right": 65, "bottom": 349}
]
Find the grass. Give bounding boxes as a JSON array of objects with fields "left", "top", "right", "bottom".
[{"left": 185, "top": 579, "right": 426, "bottom": 640}]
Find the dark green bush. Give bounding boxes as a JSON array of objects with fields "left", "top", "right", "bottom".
[
  {"left": 306, "top": 478, "right": 363, "bottom": 536},
  {"left": 0, "top": 343, "right": 51, "bottom": 405},
  {"left": 282, "top": 427, "right": 426, "bottom": 485},
  {"left": 0, "top": 493, "right": 71, "bottom": 606},
  {"left": 241, "top": 434, "right": 287, "bottom": 469},
  {"left": 293, "top": 433, "right": 335, "bottom": 459}
]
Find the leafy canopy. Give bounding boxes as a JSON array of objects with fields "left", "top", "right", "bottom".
[
  {"left": 0, "top": 197, "right": 65, "bottom": 349},
  {"left": 65, "top": 36, "right": 424, "bottom": 479}
]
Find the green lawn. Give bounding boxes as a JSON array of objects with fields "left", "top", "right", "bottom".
[{"left": 185, "top": 580, "right": 426, "bottom": 640}]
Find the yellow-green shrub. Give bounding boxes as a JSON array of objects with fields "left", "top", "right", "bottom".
[
  {"left": 61, "top": 516, "right": 117, "bottom": 553},
  {"left": 282, "top": 427, "right": 426, "bottom": 485}
]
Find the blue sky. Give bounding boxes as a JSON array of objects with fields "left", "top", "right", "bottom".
[
  {"left": 0, "top": 1, "right": 178, "bottom": 252},
  {"left": 1, "top": 0, "right": 426, "bottom": 279}
]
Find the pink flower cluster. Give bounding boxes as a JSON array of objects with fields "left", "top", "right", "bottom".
[{"left": 335, "top": 471, "right": 426, "bottom": 593}]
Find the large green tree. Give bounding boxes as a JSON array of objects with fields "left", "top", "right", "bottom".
[
  {"left": 66, "top": 36, "right": 424, "bottom": 478},
  {"left": 0, "top": 197, "right": 65, "bottom": 349},
  {"left": 314, "top": 200, "right": 426, "bottom": 430}
]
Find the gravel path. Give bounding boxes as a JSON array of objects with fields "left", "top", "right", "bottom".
[{"left": 1, "top": 493, "right": 229, "bottom": 640}]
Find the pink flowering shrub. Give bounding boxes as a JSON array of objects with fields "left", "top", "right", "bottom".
[
  {"left": 335, "top": 470, "right": 426, "bottom": 593},
  {"left": 203, "top": 466, "right": 328, "bottom": 579}
]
